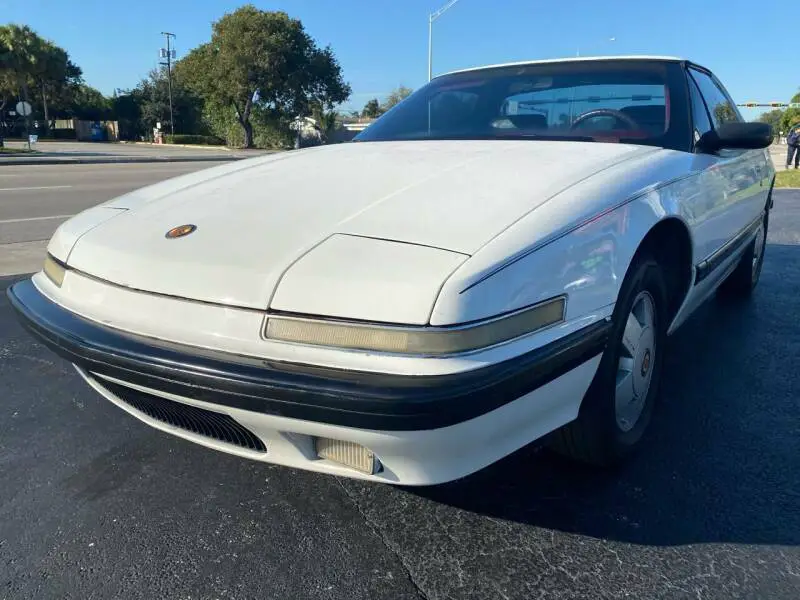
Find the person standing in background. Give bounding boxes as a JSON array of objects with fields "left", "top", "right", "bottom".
[{"left": 786, "top": 124, "right": 800, "bottom": 169}]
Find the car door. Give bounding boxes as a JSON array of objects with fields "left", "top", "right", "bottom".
[{"left": 685, "top": 66, "right": 769, "bottom": 264}]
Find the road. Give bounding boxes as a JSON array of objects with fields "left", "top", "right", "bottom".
[
  {"left": 0, "top": 162, "right": 227, "bottom": 275},
  {"left": 3, "top": 140, "right": 265, "bottom": 161},
  {"left": 1, "top": 162, "right": 799, "bottom": 599}
]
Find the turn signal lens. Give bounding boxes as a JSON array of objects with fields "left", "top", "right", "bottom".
[
  {"left": 265, "top": 296, "right": 565, "bottom": 355},
  {"left": 43, "top": 255, "right": 66, "bottom": 287}
]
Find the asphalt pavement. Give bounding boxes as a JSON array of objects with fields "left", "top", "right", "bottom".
[
  {"left": 0, "top": 162, "right": 227, "bottom": 275},
  {"left": 1, "top": 177, "right": 799, "bottom": 598}
]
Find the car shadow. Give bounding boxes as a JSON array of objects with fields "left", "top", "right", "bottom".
[
  {"left": 4, "top": 242, "right": 798, "bottom": 549},
  {"left": 409, "top": 242, "right": 800, "bottom": 547}
]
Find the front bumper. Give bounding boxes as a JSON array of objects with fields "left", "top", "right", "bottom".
[
  {"left": 8, "top": 278, "right": 610, "bottom": 432},
  {"left": 8, "top": 278, "right": 612, "bottom": 484}
]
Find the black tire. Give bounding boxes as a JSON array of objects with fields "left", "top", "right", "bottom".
[
  {"left": 716, "top": 209, "right": 769, "bottom": 299},
  {"left": 548, "top": 254, "right": 669, "bottom": 467}
]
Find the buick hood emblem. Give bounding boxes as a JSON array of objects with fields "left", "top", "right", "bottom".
[{"left": 165, "top": 224, "right": 197, "bottom": 239}]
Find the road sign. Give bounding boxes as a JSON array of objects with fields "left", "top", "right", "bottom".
[{"left": 15, "top": 101, "right": 32, "bottom": 117}]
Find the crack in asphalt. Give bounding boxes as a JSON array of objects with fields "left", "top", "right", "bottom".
[{"left": 336, "top": 479, "right": 431, "bottom": 600}]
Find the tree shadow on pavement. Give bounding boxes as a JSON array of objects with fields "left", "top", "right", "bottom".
[{"left": 411, "top": 242, "right": 800, "bottom": 547}]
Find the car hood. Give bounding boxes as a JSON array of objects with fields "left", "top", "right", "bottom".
[{"left": 60, "top": 140, "right": 653, "bottom": 319}]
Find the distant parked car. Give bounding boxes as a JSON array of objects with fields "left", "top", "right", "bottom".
[{"left": 9, "top": 56, "right": 774, "bottom": 486}]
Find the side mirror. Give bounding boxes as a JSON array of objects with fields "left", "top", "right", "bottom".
[{"left": 696, "top": 122, "right": 773, "bottom": 153}]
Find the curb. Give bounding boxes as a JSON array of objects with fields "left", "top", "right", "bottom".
[
  {"left": 127, "top": 142, "right": 234, "bottom": 152},
  {"left": 0, "top": 155, "right": 246, "bottom": 166}
]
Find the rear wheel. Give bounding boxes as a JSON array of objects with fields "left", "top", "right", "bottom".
[
  {"left": 548, "top": 254, "right": 668, "bottom": 466},
  {"left": 716, "top": 209, "right": 769, "bottom": 299}
]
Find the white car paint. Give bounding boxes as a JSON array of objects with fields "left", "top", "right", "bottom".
[
  {"left": 430, "top": 146, "right": 772, "bottom": 327},
  {"left": 270, "top": 234, "right": 468, "bottom": 325},
  {"left": 54, "top": 140, "right": 653, "bottom": 317},
  {"left": 31, "top": 269, "right": 612, "bottom": 377},
  {"left": 18, "top": 56, "right": 775, "bottom": 486},
  {"left": 76, "top": 355, "right": 601, "bottom": 486}
]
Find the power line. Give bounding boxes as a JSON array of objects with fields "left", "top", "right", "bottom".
[{"left": 738, "top": 102, "right": 800, "bottom": 108}]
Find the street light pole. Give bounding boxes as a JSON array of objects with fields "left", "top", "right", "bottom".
[
  {"left": 428, "top": 0, "right": 461, "bottom": 81},
  {"left": 160, "top": 32, "right": 176, "bottom": 136},
  {"left": 428, "top": 16, "right": 433, "bottom": 82}
]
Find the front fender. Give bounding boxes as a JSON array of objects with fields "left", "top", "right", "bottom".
[{"left": 430, "top": 154, "right": 698, "bottom": 327}]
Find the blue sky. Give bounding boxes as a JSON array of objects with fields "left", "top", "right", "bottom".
[{"left": 8, "top": 0, "right": 794, "bottom": 119}]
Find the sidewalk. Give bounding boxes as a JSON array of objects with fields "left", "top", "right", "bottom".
[
  {"left": 0, "top": 140, "right": 275, "bottom": 166},
  {"left": 769, "top": 142, "right": 792, "bottom": 171}
]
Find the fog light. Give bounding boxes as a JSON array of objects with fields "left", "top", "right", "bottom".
[{"left": 314, "top": 438, "right": 380, "bottom": 475}]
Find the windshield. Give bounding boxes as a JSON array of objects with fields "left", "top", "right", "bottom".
[{"left": 356, "top": 60, "right": 689, "bottom": 150}]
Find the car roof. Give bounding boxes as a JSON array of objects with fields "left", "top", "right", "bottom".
[{"left": 437, "top": 55, "right": 687, "bottom": 78}]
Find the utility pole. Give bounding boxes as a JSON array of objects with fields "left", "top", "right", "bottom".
[
  {"left": 160, "top": 32, "right": 176, "bottom": 135},
  {"left": 428, "top": 0, "right": 461, "bottom": 82}
]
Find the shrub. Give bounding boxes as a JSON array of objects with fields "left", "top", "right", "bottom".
[{"left": 164, "top": 134, "right": 225, "bottom": 146}]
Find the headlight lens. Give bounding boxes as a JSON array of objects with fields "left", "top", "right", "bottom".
[
  {"left": 265, "top": 296, "right": 565, "bottom": 355},
  {"left": 43, "top": 254, "right": 67, "bottom": 287}
]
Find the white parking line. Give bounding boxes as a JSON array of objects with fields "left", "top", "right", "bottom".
[
  {"left": 0, "top": 214, "right": 74, "bottom": 224},
  {"left": 0, "top": 185, "right": 73, "bottom": 192}
]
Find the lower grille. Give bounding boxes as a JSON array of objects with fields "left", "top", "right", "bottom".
[{"left": 97, "top": 378, "right": 267, "bottom": 453}]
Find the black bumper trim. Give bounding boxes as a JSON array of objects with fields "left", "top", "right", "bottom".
[
  {"left": 99, "top": 377, "right": 268, "bottom": 452},
  {"left": 7, "top": 279, "right": 610, "bottom": 431}
]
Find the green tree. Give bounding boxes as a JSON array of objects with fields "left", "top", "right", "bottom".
[
  {"left": 311, "top": 102, "right": 338, "bottom": 138},
  {"left": 66, "top": 84, "right": 110, "bottom": 120},
  {"left": 0, "top": 24, "right": 40, "bottom": 121},
  {"left": 780, "top": 107, "right": 800, "bottom": 133},
  {"left": 712, "top": 100, "right": 737, "bottom": 125},
  {"left": 175, "top": 5, "right": 350, "bottom": 148},
  {"left": 33, "top": 40, "right": 82, "bottom": 121},
  {"left": 111, "top": 68, "right": 205, "bottom": 141},
  {"left": 0, "top": 25, "right": 83, "bottom": 123},
  {"left": 137, "top": 68, "right": 204, "bottom": 136},
  {"left": 111, "top": 88, "right": 145, "bottom": 140},
  {"left": 361, "top": 98, "right": 381, "bottom": 118},
  {"left": 381, "top": 85, "right": 413, "bottom": 112},
  {"left": 758, "top": 109, "right": 783, "bottom": 135}
]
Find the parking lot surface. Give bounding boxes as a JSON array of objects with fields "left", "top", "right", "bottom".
[{"left": 1, "top": 187, "right": 799, "bottom": 600}]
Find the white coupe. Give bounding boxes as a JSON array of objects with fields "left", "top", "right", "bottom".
[{"left": 9, "top": 56, "right": 774, "bottom": 486}]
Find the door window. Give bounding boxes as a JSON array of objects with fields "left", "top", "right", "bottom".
[
  {"left": 688, "top": 76, "right": 712, "bottom": 142},
  {"left": 689, "top": 68, "right": 742, "bottom": 129}
]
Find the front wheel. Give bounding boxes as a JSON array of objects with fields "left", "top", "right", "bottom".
[{"left": 548, "top": 254, "right": 668, "bottom": 467}]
